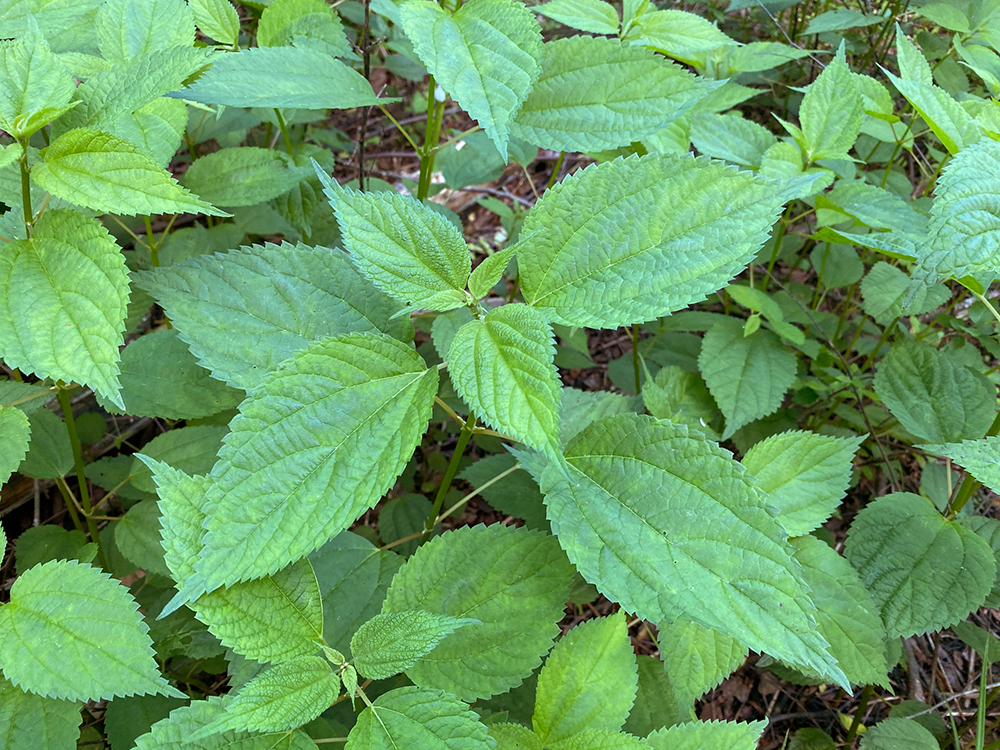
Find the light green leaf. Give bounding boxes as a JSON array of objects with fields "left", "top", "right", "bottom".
[
  {"left": 884, "top": 71, "right": 978, "bottom": 155},
  {"left": 104, "top": 694, "right": 188, "bottom": 750},
  {"left": 798, "top": 46, "right": 864, "bottom": 162},
  {"left": 690, "top": 113, "right": 776, "bottom": 169},
  {"left": 533, "top": 613, "right": 638, "bottom": 748},
  {"left": 448, "top": 304, "right": 561, "bottom": 453},
  {"left": 0, "top": 406, "right": 30, "bottom": 486},
  {"left": 182, "top": 148, "right": 309, "bottom": 207},
  {"left": 920, "top": 436, "right": 1000, "bottom": 496},
  {"left": 519, "top": 153, "right": 783, "bottom": 328},
  {"left": 646, "top": 720, "right": 767, "bottom": 750},
  {"left": 895, "top": 26, "right": 932, "bottom": 84},
  {"left": 106, "top": 329, "right": 244, "bottom": 419},
  {"left": 522, "top": 414, "right": 847, "bottom": 687},
  {"left": 956, "top": 515, "right": 1000, "bottom": 608},
  {"left": 0, "top": 209, "right": 129, "bottom": 409},
  {"left": 0, "top": 677, "right": 81, "bottom": 750},
  {"left": 861, "top": 262, "right": 950, "bottom": 326},
  {"left": 821, "top": 180, "right": 925, "bottom": 234},
  {"left": 859, "top": 717, "right": 939, "bottom": 750},
  {"left": 873, "top": 339, "right": 994, "bottom": 444},
  {"left": 623, "top": 655, "right": 677, "bottom": 737},
  {"left": 726, "top": 284, "right": 803, "bottom": 345},
  {"left": 257, "top": 0, "right": 352, "bottom": 58},
  {"left": 401, "top": 0, "right": 541, "bottom": 159},
  {"left": 0, "top": 29, "right": 77, "bottom": 138},
  {"left": 514, "top": 36, "right": 712, "bottom": 153},
  {"left": 803, "top": 8, "right": 884, "bottom": 34},
  {"left": 698, "top": 320, "right": 797, "bottom": 440},
  {"left": 320, "top": 176, "right": 471, "bottom": 311},
  {"left": 657, "top": 619, "right": 746, "bottom": 715},
  {"left": 130, "top": 424, "right": 226, "bottom": 493},
  {"left": 115, "top": 500, "right": 171, "bottom": 577},
  {"left": 790, "top": 536, "right": 889, "bottom": 687},
  {"left": 0, "top": 379, "right": 53, "bottom": 415},
  {"left": 138, "top": 242, "right": 411, "bottom": 390},
  {"left": 490, "top": 722, "right": 543, "bottom": 750},
  {"left": 190, "top": 0, "right": 240, "bottom": 46},
  {"left": 173, "top": 333, "right": 437, "bottom": 602},
  {"left": 0, "top": 559, "right": 183, "bottom": 701},
  {"left": 17, "top": 408, "right": 72, "bottom": 480},
  {"left": 348, "top": 686, "right": 495, "bottom": 749},
  {"left": 845, "top": 492, "right": 996, "bottom": 638},
  {"left": 918, "top": 2, "right": 969, "bottom": 31},
  {"left": 135, "top": 458, "right": 207, "bottom": 582},
  {"left": 560, "top": 388, "right": 642, "bottom": 444},
  {"left": 742, "top": 430, "right": 862, "bottom": 536},
  {"left": 468, "top": 244, "right": 516, "bottom": 300},
  {"left": 193, "top": 656, "right": 338, "bottom": 736},
  {"left": 96, "top": 0, "right": 195, "bottom": 63},
  {"left": 383, "top": 524, "right": 574, "bottom": 700},
  {"left": 108, "top": 97, "right": 189, "bottom": 167},
  {"left": 351, "top": 611, "right": 479, "bottom": 680},
  {"left": 537, "top": 0, "right": 618, "bottom": 34},
  {"left": 33, "top": 128, "right": 223, "bottom": 216},
  {"left": 173, "top": 46, "right": 383, "bottom": 109},
  {"left": 630, "top": 9, "right": 737, "bottom": 56}
]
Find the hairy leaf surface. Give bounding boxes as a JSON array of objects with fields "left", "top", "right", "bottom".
[
  {"left": 537, "top": 0, "right": 619, "bottom": 34},
  {"left": 257, "top": 0, "right": 352, "bottom": 58}
]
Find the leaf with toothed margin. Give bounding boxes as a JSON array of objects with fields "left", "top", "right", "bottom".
[
  {"left": 351, "top": 611, "right": 480, "bottom": 680},
  {"left": 0, "top": 677, "right": 82, "bottom": 750},
  {"left": 0, "top": 406, "right": 31, "bottom": 487},
  {"left": 646, "top": 720, "right": 768, "bottom": 750},
  {"left": 520, "top": 413, "right": 848, "bottom": 688},
  {"left": 656, "top": 619, "right": 747, "bottom": 717}
]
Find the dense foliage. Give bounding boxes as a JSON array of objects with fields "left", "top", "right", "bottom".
[{"left": 2, "top": 0, "right": 1000, "bottom": 747}]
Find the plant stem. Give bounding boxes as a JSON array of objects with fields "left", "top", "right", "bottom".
[
  {"left": 417, "top": 78, "right": 446, "bottom": 201},
  {"left": 57, "top": 387, "right": 106, "bottom": 568},
  {"left": 546, "top": 151, "right": 566, "bottom": 191},
  {"left": 18, "top": 140, "right": 32, "bottom": 235},
  {"left": 950, "top": 410, "right": 1000, "bottom": 515},
  {"left": 273, "top": 108, "right": 294, "bottom": 155},
  {"left": 422, "top": 412, "right": 476, "bottom": 544},
  {"left": 844, "top": 684, "right": 874, "bottom": 747},
  {"left": 630, "top": 324, "right": 642, "bottom": 394},
  {"left": 143, "top": 215, "right": 161, "bottom": 268},
  {"left": 55, "top": 476, "right": 85, "bottom": 533},
  {"left": 761, "top": 204, "right": 793, "bottom": 290}
]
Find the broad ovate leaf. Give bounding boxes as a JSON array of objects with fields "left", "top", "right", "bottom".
[
  {"left": 919, "top": 436, "right": 1000, "bottom": 495},
  {"left": 742, "top": 430, "right": 863, "bottom": 536},
  {"left": 522, "top": 414, "right": 847, "bottom": 687},
  {"left": 448, "top": 304, "right": 561, "bottom": 453},
  {"left": 797, "top": 45, "right": 864, "bottom": 162},
  {"left": 0, "top": 677, "right": 82, "bottom": 750},
  {"left": 190, "top": 0, "right": 240, "bottom": 46},
  {"left": 858, "top": 717, "right": 940, "bottom": 750},
  {"left": 0, "top": 209, "right": 129, "bottom": 409},
  {"left": 382, "top": 524, "right": 574, "bottom": 700},
  {"left": 518, "top": 153, "right": 784, "bottom": 328},
  {"left": 351, "top": 611, "right": 479, "bottom": 680},
  {"left": 0, "top": 29, "right": 76, "bottom": 138},
  {"left": 646, "top": 720, "right": 767, "bottom": 750},
  {"left": 845, "top": 492, "right": 996, "bottom": 638},
  {"left": 657, "top": 619, "right": 747, "bottom": 716},
  {"left": 257, "top": 0, "right": 353, "bottom": 58},
  {"left": 0, "top": 406, "right": 31, "bottom": 487},
  {"left": 537, "top": 0, "right": 619, "bottom": 34},
  {"left": 400, "top": 0, "right": 542, "bottom": 159},
  {"left": 0, "top": 559, "right": 183, "bottom": 701},
  {"left": 182, "top": 148, "right": 310, "bottom": 208},
  {"left": 96, "top": 0, "right": 195, "bottom": 63}
]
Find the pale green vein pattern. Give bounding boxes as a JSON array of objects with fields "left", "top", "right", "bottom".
[
  {"left": 0, "top": 677, "right": 81, "bottom": 750},
  {"left": 0, "top": 209, "right": 129, "bottom": 409},
  {"left": 537, "top": 0, "right": 619, "bottom": 35},
  {"left": 797, "top": 46, "right": 863, "bottom": 162},
  {"left": 518, "top": 153, "right": 784, "bottom": 328},
  {"left": 920, "top": 435, "right": 1000, "bottom": 495},
  {"left": 0, "top": 31, "right": 77, "bottom": 138},
  {"left": 96, "top": 0, "right": 195, "bottom": 63},
  {"left": 178, "top": 333, "right": 437, "bottom": 600},
  {"left": 138, "top": 242, "right": 411, "bottom": 391},
  {"left": 321, "top": 175, "right": 471, "bottom": 311},
  {"left": 190, "top": 0, "right": 240, "bottom": 46},
  {"left": 348, "top": 686, "right": 495, "bottom": 750},
  {"left": 401, "top": 0, "right": 541, "bottom": 159},
  {"left": 351, "top": 612, "right": 478, "bottom": 680},
  {"left": 524, "top": 414, "right": 847, "bottom": 687},
  {"left": 33, "top": 129, "right": 224, "bottom": 216},
  {"left": 845, "top": 493, "right": 995, "bottom": 638},
  {"left": 0, "top": 560, "right": 183, "bottom": 701},
  {"left": 647, "top": 720, "right": 767, "bottom": 750},
  {"left": 257, "top": 0, "right": 352, "bottom": 58},
  {"left": 383, "top": 524, "right": 574, "bottom": 700},
  {"left": 0, "top": 407, "right": 31, "bottom": 487},
  {"left": 448, "top": 304, "right": 561, "bottom": 453},
  {"left": 656, "top": 619, "right": 747, "bottom": 715},
  {"left": 514, "top": 36, "right": 713, "bottom": 153}
]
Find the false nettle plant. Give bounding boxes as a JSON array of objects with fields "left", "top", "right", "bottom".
[{"left": 1, "top": 0, "right": 1000, "bottom": 746}]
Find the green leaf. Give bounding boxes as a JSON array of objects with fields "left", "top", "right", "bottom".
[
  {"left": 698, "top": 320, "right": 797, "bottom": 440},
  {"left": 138, "top": 242, "right": 411, "bottom": 391},
  {"left": 448, "top": 304, "right": 561, "bottom": 453},
  {"left": 858, "top": 717, "right": 939, "bottom": 750},
  {"left": 490, "top": 723, "right": 543, "bottom": 750},
  {"left": 105, "top": 329, "right": 244, "bottom": 419},
  {"left": 797, "top": 45, "right": 864, "bottom": 162},
  {"left": 382, "top": 524, "right": 574, "bottom": 700},
  {"left": 348, "top": 686, "right": 495, "bottom": 749},
  {"left": 646, "top": 720, "right": 767, "bottom": 750},
  {"left": 742, "top": 430, "right": 863, "bottom": 536},
  {"left": 401, "top": 0, "right": 541, "bottom": 159},
  {"left": 623, "top": 655, "right": 678, "bottom": 737},
  {"left": 130, "top": 424, "right": 226, "bottom": 493},
  {"left": 378, "top": 493, "right": 433, "bottom": 556},
  {"left": 884, "top": 71, "right": 978, "bottom": 155},
  {"left": 172, "top": 46, "right": 383, "bottom": 109},
  {"left": 921, "top": 436, "right": 1000, "bottom": 496},
  {"left": 790, "top": 536, "right": 889, "bottom": 687},
  {"left": 0, "top": 209, "right": 129, "bottom": 409},
  {"left": 560, "top": 388, "right": 642, "bottom": 444},
  {"left": 873, "top": 339, "right": 994, "bottom": 444},
  {"left": 14, "top": 526, "right": 92, "bottom": 576},
  {"left": 96, "top": 0, "right": 195, "bottom": 63},
  {"left": 351, "top": 611, "right": 479, "bottom": 680},
  {"left": 657, "top": 619, "right": 746, "bottom": 715},
  {"left": 192, "top": 656, "right": 338, "bottom": 736},
  {"left": 104, "top": 695, "right": 187, "bottom": 750},
  {"left": 845, "top": 492, "right": 996, "bottom": 638},
  {"left": 190, "top": 0, "right": 240, "bottom": 46},
  {"left": 725, "top": 284, "right": 803, "bottom": 345},
  {"left": 537, "top": 0, "right": 619, "bottom": 34},
  {"left": 514, "top": 36, "right": 711, "bottom": 153},
  {"left": 33, "top": 129, "right": 224, "bottom": 216},
  {"left": 957, "top": 515, "right": 1000, "bottom": 608},
  {"left": 108, "top": 97, "right": 189, "bottom": 167},
  {"left": 320, "top": 175, "right": 471, "bottom": 311},
  {"left": 631, "top": 9, "right": 737, "bottom": 57},
  {"left": 0, "top": 28, "right": 77, "bottom": 138},
  {"left": 171, "top": 333, "right": 436, "bottom": 603},
  {"left": 522, "top": 414, "right": 847, "bottom": 687},
  {"left": 690, "top": 113, "right": 776, "bottom": 169},
  {"left": 115, "top": 500, "right": 170, "bottom": 577},
  {"left": 17, "top": 408, "right": 72, "bottom": 480},
  {"left": 182, "top": 148, "right": 310, "bottom": 208},
  {"left": 895, "top": 26, "right": 932, "bottom": 84},
  {"left": 803, "top": 9, "right": 884, "bottom": 34},
  {"left": 460, "top": 453, "right": 547, "bottom": 529},
  {"left": 519, "top": 153, "right": 783, "bottom": 328},
  {"left": 468, "top": 245, "right": 516, "bottom": 300},
  {"left": 0, "top": 677, "right": 81, "bottom": 750},
  {"left": 789, "top": 728, "right": 837, "bottom": 750},
  {"left": 861, "top": 262, "right": 950, "bottom": 326},
  {"left": 257, "top": 0, "right": 352, "bottom": 58},
  {"left": 0, "top": 406, "right": 30, "bottom": 486},
  {"left": 0, "top": 559, "right": 183, "bottom": 701},
  {"left": 533, "top": 613, "right": 638, "bottom": 748}
]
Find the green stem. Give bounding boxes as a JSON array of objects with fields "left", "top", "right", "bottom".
[
  {"left": 630, "top": 324, "right": 642, "bottom": 394},
  {"left": 55, "top": 476, "right": 85, "bottom": 533},
  {"left": 844, "top": 684, "right": 874, "bottom": 747},
  {"left": 143, "top": 215, "right": 161, "bottom": 268},
  {"left": 546, "top": 151, "right": 566, "bottom": 191},
  {"left": 761, "top": 204, "right": 793, "bottom": 291},
  {"left": 950, "top": 410, "right": 1000, "bottom": 515},
  {"left": 57, "top": 387, "right": 106, "bottom": 569},
  {"left": 417, "top": 78, "right": 446, "bottom": 201},
  {"left": 860, "top": 318, "right": 898, "bottom": 371},
  {"left": 422, "top": 412, "right": 476, "bottom": 543},
  {"left": 18, "top": 141, "right": 32, "bottom": 235},
  {"left": 273, "top": 108, "right": 294, "bottom": 155}
]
